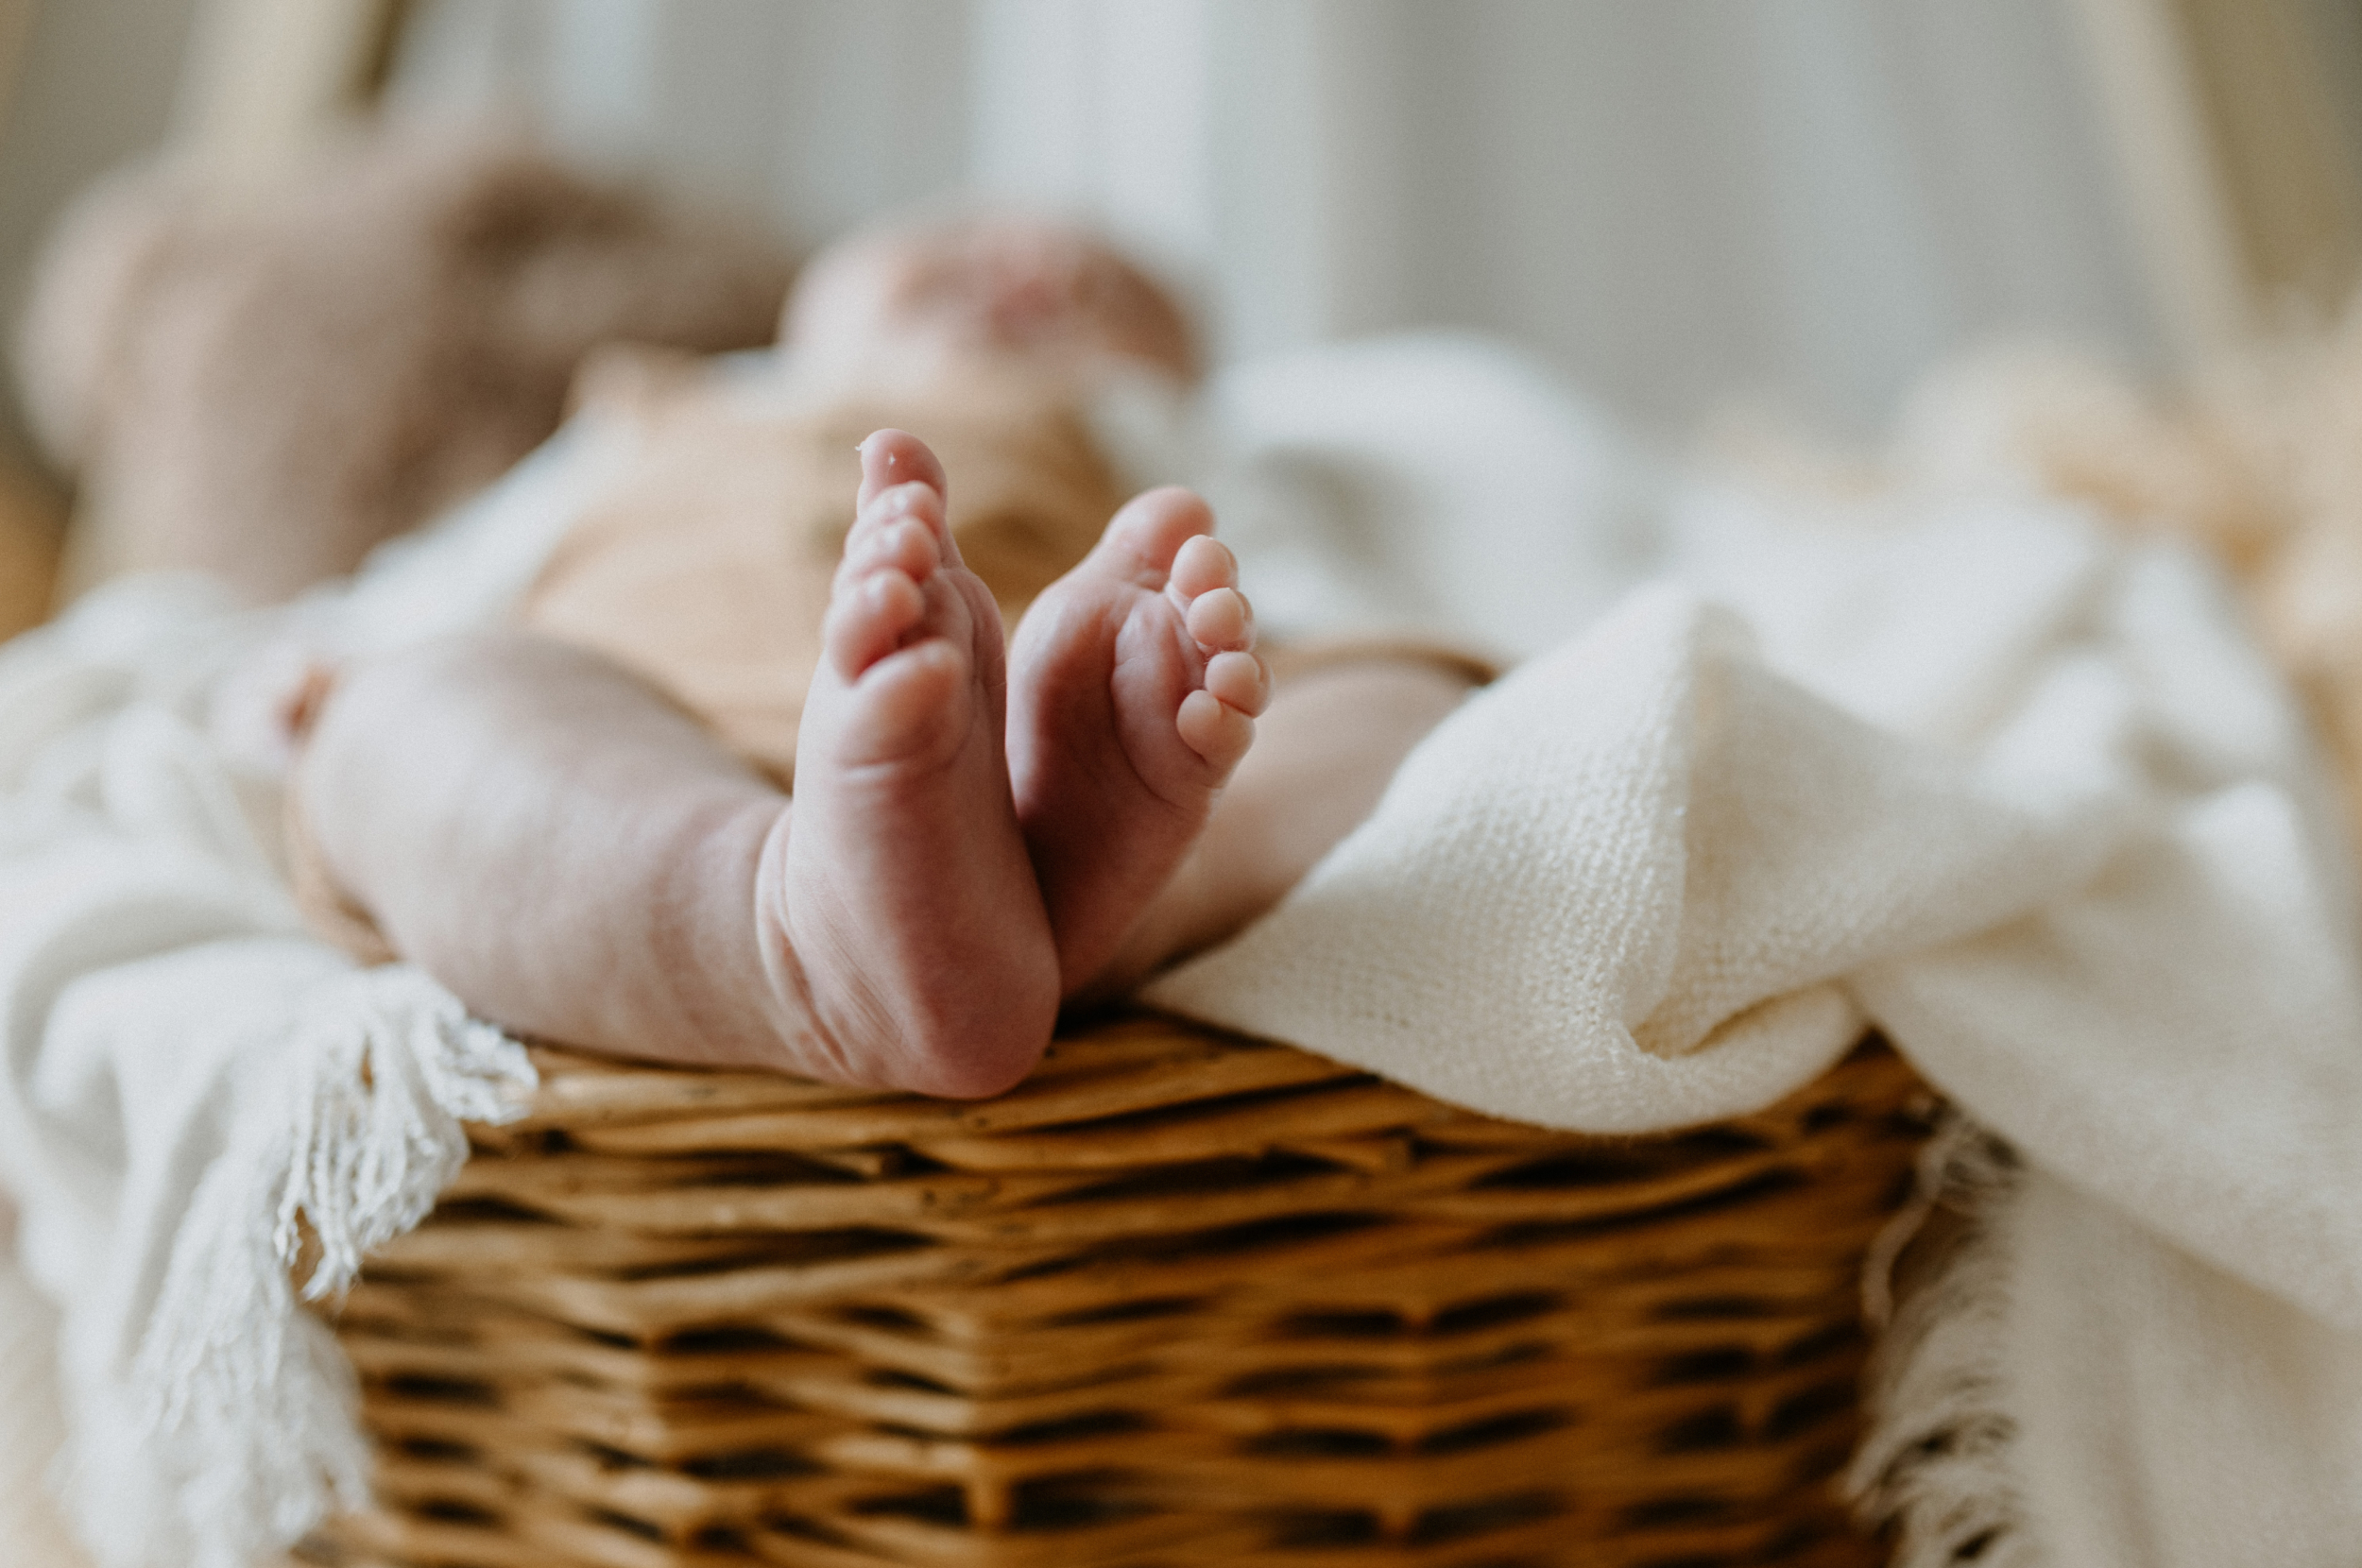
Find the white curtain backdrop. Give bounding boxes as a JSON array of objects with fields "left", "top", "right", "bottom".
[{"left": 392, "top": 0, "right": 2162, "bottom": 437}]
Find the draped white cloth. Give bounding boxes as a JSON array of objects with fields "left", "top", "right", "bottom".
[
  {"left": 0, "top": 1194, "right": 88, "bottom": 1568},
  {"left": 1158, "top": 338, "right": 2362, "bottom": 1566},
  {"left": 0, "top": 571, "right": 555, "bottom": 1564}
]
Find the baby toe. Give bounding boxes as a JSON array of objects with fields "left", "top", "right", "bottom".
[
  {"left": 873, "top": 481, "right": 951, "bottom": 548},
  {"left": 1101, "top": 486, "right": 1214, "bottom": 576},
  {"left": 1184, "top": 586, "right": 1254, "bottom": 653},
  {"left": 831, "top": 638, "right": 970, "bottom": 767},
  {"left": 857, "top": 429, "right": 949, "bottom": 512},
  {"left": 1169, "top": 534, "right": 1237, "bottom": 599},
  {"left": 1205, "top": 650, "right": 1271, "bottom": 718},
  {"left": 838, "top": 515, "right": 939, "bottom": 590},
  {"left": 827, "top": 568, "right": 928, "bottom": 680},
  {"left": 1176, "top": 687, "right": 1255, "bottom": 771}
]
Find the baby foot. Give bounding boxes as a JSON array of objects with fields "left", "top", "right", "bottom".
[
  {"left": 1006, "top": 486, "right": 1269, "bottom": 993},
  {"left": 769, "top": 430, "right": 1058, "bottom": 1097}
]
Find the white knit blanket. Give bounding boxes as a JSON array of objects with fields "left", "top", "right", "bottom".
[
  {"left": 0, "top": 428, "right": 604, "bottom": 1567},
  {"left": 1162, "top": 341, "right": 2362, "bottom": 1565},
  {"left": 4, "top": 337, "right": 2360, "bottom": 1566}
]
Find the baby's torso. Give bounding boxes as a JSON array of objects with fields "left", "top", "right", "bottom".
[{"left": 516, "top": 366, "right": 1133, "bottom": 784}]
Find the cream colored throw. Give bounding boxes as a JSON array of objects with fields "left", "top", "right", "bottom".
[{"left": 1163, "top": 344, "right": 2362, "bottom": 1566}]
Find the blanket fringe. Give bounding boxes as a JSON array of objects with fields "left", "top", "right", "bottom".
[
  {"left": 1845, "top": 1115, "right": 2043, "bottom": 1568},
  {"left": 104, "top": 966, "right": 533, "bottom": 1568}
]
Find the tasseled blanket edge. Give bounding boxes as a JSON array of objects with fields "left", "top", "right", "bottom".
[
  {"left": 81, "top": 965, "right": 533, "bottom": 1568},
  {"left": 1845, "top": 1116, "right": 2043, "bottom": 1568}
]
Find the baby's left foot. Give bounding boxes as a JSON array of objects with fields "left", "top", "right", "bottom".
[
  {"left": 1006, "top": 487, "right": 1268, "bottom": 993},
  {"left": 772, "top": 432, "right": 1059, "bottom": 1097}
]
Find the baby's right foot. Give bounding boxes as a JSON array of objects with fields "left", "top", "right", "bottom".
[
  {"left": 1006, "top": 487, "right": 1269, "bottom": 994},
  {"left": 765, "top": 431, "right": 1059, "bottom": 1097}
]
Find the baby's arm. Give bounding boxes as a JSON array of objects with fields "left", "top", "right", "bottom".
[
  {"left": 1086, "top": 655, "right": 1480, "bottom": 996},
  {"left": 297, "top": 632, "right": 808, "bottom": 1069}
]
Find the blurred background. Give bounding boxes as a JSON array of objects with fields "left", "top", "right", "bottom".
[{"left": 1, "top": 0, "right": 2359, "bottom": 627}]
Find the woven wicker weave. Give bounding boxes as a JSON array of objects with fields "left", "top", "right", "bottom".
[{"left": 302, "top": 1013, "right": 1928, "bottom": 1568}]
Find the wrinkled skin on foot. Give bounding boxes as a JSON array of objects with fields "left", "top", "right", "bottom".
[
  {"left": 769, "top": 430, "right": 1059, "bottom": 1097},
  {"left": 770, "top": 429, "right": 1264, "bottom": 1095}
]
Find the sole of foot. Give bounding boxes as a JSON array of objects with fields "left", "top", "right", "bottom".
[
  {"left": 768, "top": 429, "right": 1059, "bottom": 1098},
  {"left": 1006, "top": 484, "right": 1269, "bottom": 994}
]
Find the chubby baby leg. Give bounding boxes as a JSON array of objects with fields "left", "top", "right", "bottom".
[
  {"left": 296, "top": 432, "right": 1060, "bottom": 1096},
  {"left": 297, "top": 631, "right": 813, "bottom": 1069}
]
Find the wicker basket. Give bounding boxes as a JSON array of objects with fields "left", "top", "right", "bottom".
[{"left": 301, "top": 1013, "right": 1929, "bottom": 1568}]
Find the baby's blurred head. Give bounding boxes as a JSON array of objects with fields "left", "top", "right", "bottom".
[{"left": 782, "top": 213, "right": 1199, "bottom": 386}]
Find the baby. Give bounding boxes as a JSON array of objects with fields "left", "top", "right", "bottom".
[{"left": 292, "top": 214, "right": 1479, "bottom": 1097}]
